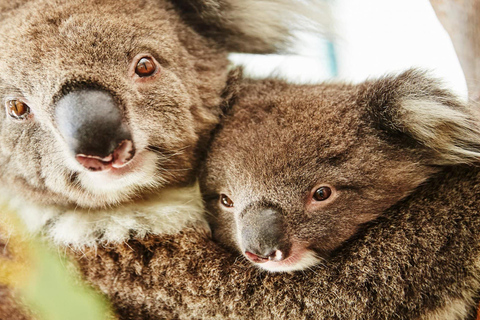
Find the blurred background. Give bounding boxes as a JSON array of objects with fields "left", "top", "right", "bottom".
[{"left": 230, "top": 0, "right": 468, "bottom": 99}]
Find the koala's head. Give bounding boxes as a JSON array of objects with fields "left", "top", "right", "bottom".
[
  {"left": 0, "top": 0, "right": 313, "bottom": 209},
  {"left": 201, "top": 71, "right": 480, "bottom": 272}
]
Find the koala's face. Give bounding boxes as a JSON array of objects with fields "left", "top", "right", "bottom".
[
  {"left": 0, "top": 0, "right": 229, "bottom": 208},
  {"left": 201, "top": 75, "right": 480, "bottom": 272}
]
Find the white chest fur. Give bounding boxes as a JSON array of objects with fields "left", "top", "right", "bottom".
[{"left": 7, "top": 183, "right": 208, "bottom": 249}]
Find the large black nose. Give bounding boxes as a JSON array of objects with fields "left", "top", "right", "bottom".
[
  {"left": 240, "top": 205, "right": 291, "bottom": 263},
  {"left": 55, "top": 89, "right": 135, "bottom": 171}
]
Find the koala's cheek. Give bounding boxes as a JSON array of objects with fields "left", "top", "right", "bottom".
[
  {"left": 130, "top": 79, "right": 197, "bottom": 144},
  {"left": 286, "top": 213, "right": 348, "bottom": 254},
  {"left": 213, "top": 209, "right": 240, "bottom": 251},
  {"left": 0, "top": 125, "right": 48, "bottom": 187}
]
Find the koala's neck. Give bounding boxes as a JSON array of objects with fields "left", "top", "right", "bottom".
[{"left": 6, "top": 183, "right": 208, "bottom": 249}]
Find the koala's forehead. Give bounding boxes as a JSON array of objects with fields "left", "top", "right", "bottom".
[
  {"left": 0, "top": 0, "right": 177, "bottom": 88},
  {"left": 207, "top": 83, "right": 372, "bottom": 188}
]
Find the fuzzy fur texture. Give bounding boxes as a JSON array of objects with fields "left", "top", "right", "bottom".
[
  {"left": 74, "top": 73, "right": 480, "bottom": 319},
  {"left": 1, "top": 0, "right": 479, "bottom": 319}
]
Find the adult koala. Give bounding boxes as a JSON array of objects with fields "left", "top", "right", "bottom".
[{"left": 0, "top": 0, "right": 325, "bottom": 318}]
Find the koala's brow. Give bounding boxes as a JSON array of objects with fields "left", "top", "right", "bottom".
[
  {"left": 129, "top": 46, "right": 171, "bottom": 68},
  {"left": 0, "top": 85, "right": 24, "bottom": 97}
]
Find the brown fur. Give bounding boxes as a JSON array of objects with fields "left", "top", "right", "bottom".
[{"left": 74, "top": 73, "right": 480, "bottom": 319}]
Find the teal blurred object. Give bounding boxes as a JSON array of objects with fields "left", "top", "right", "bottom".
[{"left": 326, "top": 40, "right": 338, "bottom": 77}]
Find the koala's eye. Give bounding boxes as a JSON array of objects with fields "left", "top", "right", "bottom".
[
  {"left": 220, "top": 194, "right": 234, "bottom": 208},
  {"left": 5, "top": 99, "right": 30, "bottom": 119},
  {"left": 313, "top": 187, "right": 332, "bottom": 201},
  {"left": 135, "top": 57, "right": 157, "bottom": 77}
]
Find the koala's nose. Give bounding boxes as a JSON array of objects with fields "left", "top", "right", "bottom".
[
  {"left": 240, "top": 206, "right": 291, "bottom": 263},
  {"left": 55, "top": 89, "right": 135, "bottom": 171}
]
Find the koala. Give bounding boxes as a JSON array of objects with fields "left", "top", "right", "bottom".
[
  {"left": 76, "top": 72, "right": 480, "bottom": 320},
  {"left": 200, "top": 72, "right": 480, "bottom": 273},
  {"left": 0, "top": 0, "right": 324, "bottom": 318},
  {"left": 197, "top": 71, "right": 480, "bottom": 317}
]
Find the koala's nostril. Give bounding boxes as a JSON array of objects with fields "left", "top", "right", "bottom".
[
  {"left": 111, "top": 140, "right": 135, "bottom": 168},
  {"left": 76, "top": 139, "right": 135, "bottom": 171},
  {"left": 267, "top": 250, "right": 284, "bottom": 262}
]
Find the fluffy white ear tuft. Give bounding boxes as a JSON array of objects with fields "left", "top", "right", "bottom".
[
  {"left": 400, "top": 98, "right": 480, "bottom": 165},
  {"left": 171, "top": 0, "right": 333, "bottom": 53},
  {"left": 364, "top": 70, "right": 480, "bottom": 165}
]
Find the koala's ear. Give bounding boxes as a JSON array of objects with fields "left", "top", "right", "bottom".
[
  {"left": 169, "top": 0, "right": 331, "bottom": 53},
  {"left": 362, "top": 69, "right": 480, "bottom": 165}
]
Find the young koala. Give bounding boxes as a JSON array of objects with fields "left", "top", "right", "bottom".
[
  {"left": 194, "top": 71, "right": 480, "bottom": 318},
  {"left": 201, "top": 71, "right": 480, "bottom": 273}
]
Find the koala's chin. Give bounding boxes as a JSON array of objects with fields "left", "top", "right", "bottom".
[{"left": 60, "top": 149, "right": 163, "bottom": 208}]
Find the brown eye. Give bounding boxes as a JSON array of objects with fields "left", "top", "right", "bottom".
[
  {"left": 135, "top": 57, "right": 157, "bottom": 77},
  {"left": 313, "top": 187, "right": 332, "bottom": 201},
  {"left": 6, "top": 100, "right": 30, "bottom": 119},
  {"left": 220, "top": 194, "right": 234, "bottom": 208}
]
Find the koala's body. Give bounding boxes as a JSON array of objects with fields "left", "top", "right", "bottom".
[
  {"left": 77, "top": 73, "right": 480, "bottom": 319},
  {"left": 198, "top": 73, "right": 480, "bottom": 318}
]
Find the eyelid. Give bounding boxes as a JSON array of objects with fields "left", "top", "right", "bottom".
[{"left": 128, "top": 49, "right": 169, "bottom": 68}]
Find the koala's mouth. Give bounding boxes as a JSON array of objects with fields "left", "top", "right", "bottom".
[
  {"left": 71, "top": 148, "right": 160, "bottom": 206},
  {"left": 245, "top": 242, "right": 320, "bottom": 273},
  {"left": 76, "top": 140, "right": 135, "bottom": 172}
]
